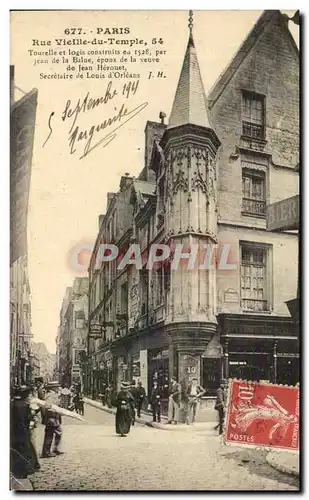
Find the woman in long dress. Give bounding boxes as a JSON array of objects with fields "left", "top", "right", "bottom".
[{"left": 115, "top": 382, "right": 135, "bottom": 437}]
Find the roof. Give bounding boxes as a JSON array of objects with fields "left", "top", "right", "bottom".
[
  {"left": 130, "top": 179, "right": 156, "bottom": 208},
  {"left": 208, "top": 10, "right": 299, "bottom": 108},
  {"left": 168, "top": 34, "right": 211, "bottom": 129}
]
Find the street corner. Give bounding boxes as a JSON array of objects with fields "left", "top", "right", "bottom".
[{"left": 266, "top": 451, "right": 299, "bottom": 478}]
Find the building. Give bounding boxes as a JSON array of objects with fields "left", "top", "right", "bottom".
[
  {"left": 29, "top": 353, "right": 41, "bottom": 378},
  {"left": 30, "top": 342, "right": 56, "bottom": 382},
  {"left": 10, "top": 66, "right": 38, "bottom": 386},
  {"left": 56, "top": 278, "right": 88, "bottom": 387},
  {"left": 87, "top": 10, "right": 299, "bottom": 404}
]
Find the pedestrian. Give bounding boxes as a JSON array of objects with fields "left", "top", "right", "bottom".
[
  {"left": 59, "top": 383, "right": 71, "bottom": 409},
  {"left": 41, "top": 388, "right": 64, "bottom": 458},
  {"left": 99, "top": 383, "right": 107, "bottom": 406},
  {"left": 106, "top": 384, "right": 112, "bottom": 408},
  {"left": 136, "top": 381, "right": 146, "bottom": 418},
  {"left": 185, "top": 378, "right": 205, "bottom": 425},
  {"left": 167, "top": 376, "right": 181, "bottom": 424},
  {"left": 150, "top": 380, "right": 161, "bottom": 423},
  {"left": 10, "top": 385, "right": 40, "bottom": 479},
  {"left": 129, "top": 380, "right": 138, "bottom": 426},
  {"left": 37, "top": 380, "right": 46, "bottom": 424},
  {"left": 214, "top": 380, "right": 227, "bottom": 435},
  {"left": 115, "top": 381, "right": 135, "bottom": 437}
]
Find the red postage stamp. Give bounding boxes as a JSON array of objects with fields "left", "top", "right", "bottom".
[{"left": 224, "top": 380, "right": 299, "bottom": 451}]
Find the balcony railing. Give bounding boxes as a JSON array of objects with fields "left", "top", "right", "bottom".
[
  {"left": 242, "top": 198, "right": 266, "bottom": 216},
  {"left": 242, "top": 121, "right": 265, "bottom": 140},
  {"left": 242, "top": 298, "right": 268, "bottom": 312}
]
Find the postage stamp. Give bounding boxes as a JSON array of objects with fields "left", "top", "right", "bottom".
[{"left": 224, "top": 379, "right": 299, "bottom": 452}]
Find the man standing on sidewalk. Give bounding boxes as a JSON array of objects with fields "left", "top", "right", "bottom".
[
  {"left": 167, "top": 376, "right": 181, "bottom": 424},
  {"left": 186, "top": 378, "right": 205, "bottom": 425},
  {"left": 215, "top": 380, "right": 227, "bottom": 435},
  {"left": 150, "top": 380, "right": 161, "bottom": 423},
  {"left": 136, "top": 381, "right": 146, "bottom": 418}
]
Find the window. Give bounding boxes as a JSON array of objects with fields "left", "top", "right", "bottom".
[
  {"left": 155, "top": 266, "right": 164, "bottom": 307},
  {"left": 121, "top": 282, "right": 128, "bottom": 314},
  {"left": 242, "top": 91, "right": 265, "bottom": 140},
  {"left": 75, "top": 310, "right": 85, "bottom": 329},
  {"left": 242, "top": 169, "right": 266, "bottom": 216},
  {"left": 140, "top": 271, "right": 148, "bottom": 315},
  {"left": 241, "top": 245, "right": 269, "bottom": 312}
]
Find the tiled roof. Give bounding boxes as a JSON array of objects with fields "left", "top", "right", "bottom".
[{"left": 168, "top": 35, "right": 211, "bottom": 129}]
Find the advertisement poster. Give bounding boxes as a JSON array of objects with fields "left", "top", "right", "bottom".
[{"left": 10, "top": 10, "right": 300, "bottom": 492}]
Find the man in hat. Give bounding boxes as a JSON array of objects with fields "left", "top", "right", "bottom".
[
  {"left": 10, "top": 385, "right": 40, "bottom": 478},
  {"left": 185, "top": 378, "right": 205, "bottom": 425},
  {"left": 167, "top": 376, "right": 181, "bottom": 424},
  {"left": 215, "top": 380, "right": 227, "bottom": 435},
  {"left": 128, "top": 380, "right": 137, "bottom": 426},
  {"left": 41, "top": 387, "right": 64, "bottom": 458},
  {"left": 135, "top": 381, "right": 146, "bottom": 418}
]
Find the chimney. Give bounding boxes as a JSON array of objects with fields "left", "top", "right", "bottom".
[
  {"left": 10, "top": 66, "right": 14, "bottom": 105},
  {"left": 99, "top": 214, "right": 105, "bottom": 230},
  {"left": 120, "top": 172, "right": 133, "bottom": 191},
  {"left": 144, "top": 119, "right": 166, "bottom": 170},
  {"left": 107, "top": 192, "right": 116, "bottom": 202}
]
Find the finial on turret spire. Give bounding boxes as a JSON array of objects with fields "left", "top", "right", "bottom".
[{"left": 188, "top": 10, "right": 194, "bottom": 46}]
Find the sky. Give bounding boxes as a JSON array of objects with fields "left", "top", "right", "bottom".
[{"left": 10, "top": 10, "right": 299, "bottom": 353}]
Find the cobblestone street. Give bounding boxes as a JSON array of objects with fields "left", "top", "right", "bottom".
[{"left": 29, "top": 403, "right": 299, "bottom": 491}]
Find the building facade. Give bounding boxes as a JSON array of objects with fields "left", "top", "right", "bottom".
[
  {"left": 10, "top": 66, "right": 38, "bottom": 386},
  {"left": 56, "top": 279, "right": 88, "bottom": 387},
  {"left": 87, "top": 11, "right": 299, "bottom": 403}
]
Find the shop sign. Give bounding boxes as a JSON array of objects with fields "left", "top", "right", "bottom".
[
  {"left": 267, "top": 195, "right": 299, "bottom": 232},
  {"left": 104, "top": 350, "right": 112, "bottom": 362},
  {"left": 178, "top": 354, "right": 200, "bottom": 385},
  {"left": 224, "top": 289, "right": 239, "bottom": 303},
  {"left": 89, "top": 321, "right": 102, "bottom": 339},
  {"left": 225, "top": 380, "right": 299, "bottom": 451}
]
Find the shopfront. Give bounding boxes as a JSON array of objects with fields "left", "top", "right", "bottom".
[{"left": 218, "top": 314, "right": 299, "bottom": 385}]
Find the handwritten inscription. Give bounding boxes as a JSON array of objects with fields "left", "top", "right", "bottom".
[{"left": 43, "top": 79, "right": 148, "bottom": 159}]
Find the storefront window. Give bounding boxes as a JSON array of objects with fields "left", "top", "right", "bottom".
[
  {"left": 228, "top": 354, "right": 271, "bottom": 382},
  {"left": 202, "top": 359, "right": 221, "bottom": 396}
]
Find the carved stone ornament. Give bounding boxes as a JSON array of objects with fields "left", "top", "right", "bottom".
[
  {"left": 191, "top": 170, "right": 207, "bottom": 193},
  {"left": 172, "top": 170, "right": 189, "bottom": 196}
]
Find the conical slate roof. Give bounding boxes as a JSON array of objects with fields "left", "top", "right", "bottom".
[{"left": 168, "top": 34, "right": 211, "bottom": 129}]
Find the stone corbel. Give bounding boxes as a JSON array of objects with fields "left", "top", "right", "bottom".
[{"left": 229, "top": 146, "right": 240, "bottom": 162}]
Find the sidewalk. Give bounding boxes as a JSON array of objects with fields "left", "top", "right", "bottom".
[
  {"left": 266, "top": 451, "right": 299, "bottom": 478},
  {"left": 84, "top": 397, "right": 216, "bottom": 431}
]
